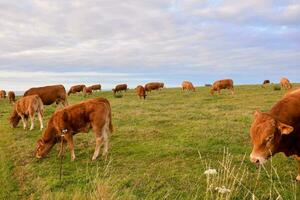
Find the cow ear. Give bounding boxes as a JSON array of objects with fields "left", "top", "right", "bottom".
[
  {"left": 254, "top": 110, "right": 261, "bottom": 118},
  {"left": 277, "top": 122, "right": 294, "bottom": 135}
]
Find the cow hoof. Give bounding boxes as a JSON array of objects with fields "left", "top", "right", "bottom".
[{"left": 296, "top": 175, "right": 300, "bottom": 182}]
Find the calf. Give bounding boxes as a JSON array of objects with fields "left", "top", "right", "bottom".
[
  {"left": 280, "top": 77, "right": 292, "bottom": 90},
  {"left": 8, "top": 91, "right": 16, "bottom": 103},
  {"left": 0, "top": 90, "right": 6, "bottom": 99},
  {"left": 89, "top": 84, "right": 101, "bottom": 91},
  {"left": 136, "top": 85, "right": 146, "bottom": 99},
  {"left": 35, "top": 98, "right": 113, "bottom": 161},
  {"left": 250, "top": 90, "right": 300, "bottom": 181},
  {"left": 9, "top": 95, "right": 44, "bottom": 131},
  {"left": 24, "top": 85, "right": 68, "bottom": 106},
  {"left": 210, "top": 79, "right": 234, "bottom": 95},
  {"left": 68, "top": 84, "right": 86, "bottom": 95},
  {"left": 112, "top": 84, "right": 127, "bottom": 94},
  {"left": 182, "top": 81, "right": 195, "bottom": 92},
  {"left": 144, "top": 82, "right": 162, "bottom": 92}
]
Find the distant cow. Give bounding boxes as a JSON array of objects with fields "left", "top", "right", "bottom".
[
  {"left": 210, "top": 79, "right": 234, "bottom": 95},
  {"left": 83, "top": 87, "right": 93, "bottom": 97},
  {"left": 8, "top": 91, "right": 16, "bottom": 103},
  {"left": 9, "top": 95, "right": 44, "bottom": 131},
  {"left": 35, "top": 98, "right": 113, "bottom": 161},
  {"left": 182, "top": 81, "right": 195, "bottom": 92},
  {"left": 24, "top": 85, "right": 68, "bottom": 106},
  {"left": 0, "top": 90, "right": 6, "bottom": 99},
  {"left": 280, "top": 77, "right": 292, "bottom": 90},
  {"left": 249, "top": 90, "right": 300, "bottom": 181},
  {"left": 89, "top": 84, "right": 101, "bottom": 91},
  {"left": 112, "top": 84, "right": 127, "bottom": 94},
  {"left": 145, "top": 82, "right": 162, "bottom": 92},
  {"left": 68, "top": 84, "right": 86, "bottom": 95},
  {"left": 136, "top": 85, "right": 146, "bottom": 99},
  {"left": 205, "top": 84, "right": 212, "bottom": 87},
  {"left": 262, "top": 80, "right": 270, "bottom": 88}
]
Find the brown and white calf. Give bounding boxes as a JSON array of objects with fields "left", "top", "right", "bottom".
[
  {"left": 9, "top": 95, "right": 44, "bottom": 131},
  {"left": 35, "top": 98, "right": 113, "bottom": 161}
]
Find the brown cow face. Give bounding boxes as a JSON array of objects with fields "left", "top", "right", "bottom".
[
  {"left": 35, "top": 139, "right": 45, "bottom": 158},
  {"left": 250, "top": 110, "right": 294, "bottom": 165},
  {"left": 9, "top": 110, "right": 21, "bottom": 128}
]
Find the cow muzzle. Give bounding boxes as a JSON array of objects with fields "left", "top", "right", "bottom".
[{"left": 250, "top": 153, "right": 267, "bottom": 165}]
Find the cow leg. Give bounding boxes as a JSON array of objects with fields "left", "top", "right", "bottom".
[
  {"left": 20, "top": 115, "right": 27, "bottom": 130},
  {"left": 29, "top": 113, "right": 35, "bottom": 131},
  {"left": 92, "top": 136, "right": 103, "bottom": 161},
  {"left": 64, "top": 134, "right": 75, "bottom": 161},
  {"left": 231, "top": 88, "right": 234, "bottom": 95},
  {"left": 102, "top": 128, "right": 109, "bottom": 159},
  {"left": 38, "top": 111, "right": 43, "bottom": 130}
]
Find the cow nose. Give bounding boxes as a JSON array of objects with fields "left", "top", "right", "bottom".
[{"left": 250, "top": 154, "right": 260, "bottom": 164}]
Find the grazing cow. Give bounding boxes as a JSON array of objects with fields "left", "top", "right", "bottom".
[
  {"left": 24, "top": 85, "right": 68, "bottom": 106},
  {"left": 89, "top": 84, "right": 101, "bottom": 91},
  {"left": 205, "top": 84, "right": 212, "bottom": 87},
  {"left": 35, "top": 98, "right": 113, "bottom": 161},
  {"left": 280, "top": 77, "right": 292, "bottom": 90},
  {"left": 182, "top": 81, "right": 195, "bottom": 92},
  {"left": 210, "top": 79, "right": 234, "bottom": 95},
  {"left": 249, "top": 91, "right": 300, "bottom": 181},
  {"left": 112, "top": 84, "right": 127, "bottom": 94},
  {"left": 68, "top": 84, "right": 86, "bottom": 95},
  {"left": 0, "top": 90, "right": 6, "bottom": 99},
  {"left": 145, "top": 82, "right": 162, "bottom": 92},
  {"left": 262, "top": 80, "right": 270, "bottom": 88},
  {"left": 83, "top": 87, "right": 93, "bottom": 97},
  {"left": 8, "top": 91, "right": 16, "bottom": 103},
  {"left": 136, "top": 85, "right": 146, "bottom": 99},
  {"left": 9, "top": 95, "right": 44, "bottom": 131}
]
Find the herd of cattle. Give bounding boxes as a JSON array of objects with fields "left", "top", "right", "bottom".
[{"left": 1, "top": 77, "right": 300, "bottom": 181}]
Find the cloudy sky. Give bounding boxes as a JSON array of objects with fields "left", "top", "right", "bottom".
[{"left": 0, "top": 0, "right": 299, "bottom": 91}]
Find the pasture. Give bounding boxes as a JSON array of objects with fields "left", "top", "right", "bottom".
[{"left": 0, "top": 85, "right": 299, "bottom": 199}]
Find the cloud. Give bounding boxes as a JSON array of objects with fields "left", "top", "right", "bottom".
[{"left": 0, "top": 0, "right": 299, "bottom": 90}]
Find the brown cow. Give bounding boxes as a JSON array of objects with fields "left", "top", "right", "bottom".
[
  {"left": 68, "top": 84, "right": 86, "bottom": 95},
  {"left": 83, "top": 86, "right": 93, "bottom": 97},
  {"left": 210, "top": 79, "right": 234, "bottom": 95},
  {"left": 280, "top": 77, "right": 292, "bottom": 90},
  {"left": 89, "top": 84, "right": 101, "bottom": 91},
  {"left": 35, "top": 98, "right": 113, "bottom": 161},
  {"left": 8, "top": 91, "right": 16, "bottom": 103},
  {"left": 112, "top": 84, "right": 127, "bottom": 94},
  {"left": 182, "top": 81, "right": 195, "bottom": 92},
  {"left": 262, "top": 80, "right": 270, "bottom": 88},
  {"left": 145, "top": 82, "right": 162, "bottom": 92},
  {"left": 136, "top": 85, "right": 146, "bottom": 99},
  {"left": 9, "top": 95, "right": 44, "bottom": 131},
  {"left": 249, "top": 91, "right": 300, "bottom": 181},
  {"left": 0, "top": 90, "right": 6, "bottom": 99},
  {"left": 24, "top": 85, "right": 68, "bottom": 106}
]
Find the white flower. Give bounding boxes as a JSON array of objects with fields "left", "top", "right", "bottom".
[
  {"left": 215, "top": 186, "right": 231, "bottom": 194},
  {"left": 204, "top": 169, "right": 217, "bottom": 175}
]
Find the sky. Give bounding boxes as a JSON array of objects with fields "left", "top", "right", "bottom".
[{"left": 0, "top": 0, "right": 300, "bottom": 91}]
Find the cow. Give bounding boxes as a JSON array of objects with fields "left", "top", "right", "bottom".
[
  {"left": 280, "top": 77, "right": 292, "bottom": 90},
  {"left": 262, "top": 80, "right": 270, "bottom": 88},
  {"left": 0, "top": 90, "right": 6, "bottom": 99},
  {"left": 210, "top": 79, "right": 234, "bottom": 95},
  {"left": 9, "top": 95, "right": 44, "bottom": 131},
  {"left": 112, "top": 84, "right": 127, "bottom": 94},
  {"left": 8, "top": 91, "right": 16, "bottom": 103},
  {"left": 249, "top": 90, "right": 300, "bottom": 181},
  {"left": 35, "top": 98, "right": 113, "bottom": 161},
  {"left": 68, "top": 84, "right": 86, "bottom": 95},
  {"left": 24, "top": 85, "right": 68, "bottom": 106},
  {"left": 144, "top": 82, "right": 162, "bottom": 92},
  {"left": 83, "top": 86, "right": 93, "bottom": 97},
  {"left": 136, "top": 85, "right": 146, "bottom": 99},
  {"left": 182, "top": 81, "right": 195, "bottom": 92},
  {"left": 89, "top": 84, "right": 101, "bottom": 91},
  {"left": 158, "top": 82, "right": 164, "bottom": 89}
]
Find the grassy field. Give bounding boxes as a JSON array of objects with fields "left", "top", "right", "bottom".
[{"left": 0, "top": 85, "right": 300, "bottom": 199}]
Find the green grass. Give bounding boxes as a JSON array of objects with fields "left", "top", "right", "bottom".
[{"left": 0, "top": 85, "right": 299, "bottom": 199}]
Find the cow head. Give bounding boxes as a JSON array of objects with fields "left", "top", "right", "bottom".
[
  {"left": 9, "top": 110, "right": 21, "bottom": 128},
  {"left": 250, "top": 110, "right": 294, "bottom": 164}
]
